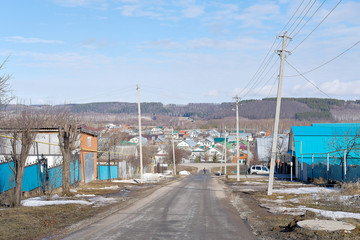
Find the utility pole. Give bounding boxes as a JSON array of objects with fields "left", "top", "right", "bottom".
[
  {"left": 247, "top": 136, "right": 250, "bottom": 169},
  {"left": 172, "top": 128, "right": 176, "bottom": 176},
  {"left": 224, "top": 127, "right": 227, "bottom": 175},
  {"left": 136, "top": 85, "right": 143, "bottom": 181},
  {"left": 267, "top": 32, "right": 291, "bottom": 195},
  {"left": 234, "top": 96, "right": 240, "bottom": 181}
]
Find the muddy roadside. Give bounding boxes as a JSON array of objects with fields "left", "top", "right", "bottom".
[
  {"left": 0, "top": 177, "right": 181, "bottom": 240},
  {"left": 221, "top": 176, "right": 360, "bottom": 240}
]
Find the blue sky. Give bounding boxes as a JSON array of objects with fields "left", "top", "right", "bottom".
[{"left": 0, "top": 0, "right": 359, "bottom": 104}]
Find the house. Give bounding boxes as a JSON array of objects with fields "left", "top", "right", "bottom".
[
  {"left": 289, "top": 123, "right": 360, "bottom": 182},
  {"left": 232, "top": 150, "right": 252, "bottom": 164},
  {"left": 255, "top": 134, "right": 289, "bottom": 164},
  {"left": 150, "top": 127, "right": 163, "bottom": 135},
  {"left": 177, "top": 140, "right": 197, "bottom": 149},
  {"left": 207, "top": 129, "right": 221, "bottom": 138},
  {"left": 0, "top": 127, "right": 98, "bottom": 193},
  {"left": 129, "top": 136, "right": 148, "bottom": 145},
  {"left": 198, "top": 137, "right": 214, "bottom": 148}
]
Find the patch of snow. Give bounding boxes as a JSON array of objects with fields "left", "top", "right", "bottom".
[
  {"left": 88, "top": 196, "right": 117, "bottom": 206},
  {"left": 179, "top": 170, "right": 190, "bottom": 175},
  {"left": 112, "top": 179, "right": 138, "bottom": 184},
  {"left": 302, "top": 207, "right": 360, "bottom": 220},
  {"left": 75, "top": 194, "right": 96, "bottom": 198},
  {"left": 272, "top": 187, "right": 337, "bottom": 195},
  {"left": 243, "top": 181, "right": 264, "bottom": 185},
  {"left": 22, "top": 197, "right": 92, "bottom": 207},
  {"left": 70, "top": 189, "right": 77, "bottom": 193}
]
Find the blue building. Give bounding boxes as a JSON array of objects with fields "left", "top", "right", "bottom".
[{"left": 289, "top": 123, "right": 360, "bottom": 182}]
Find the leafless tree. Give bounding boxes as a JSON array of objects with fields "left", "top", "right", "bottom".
[
  {"left": 328, "top": 128, "right": 360, "bottom": 166},
  {"left": 58, "top": 123, "right": 79, "bottom": 196},
  {"left": 165, "top": 142, "right": 191, "bottom": 165},
  {"left": 0, "top": 58, "right": 14, "bottom": 108},
  {"left": 5, "top": 108, "right": 41, "bottom": 207}
]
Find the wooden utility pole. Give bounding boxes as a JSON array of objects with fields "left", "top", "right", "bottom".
[
  {"left": 267, "top": 32, "right": 291, "bottom": 195},
  {"left": 136, "top": 85, "right": 143, "bottom": 181}
]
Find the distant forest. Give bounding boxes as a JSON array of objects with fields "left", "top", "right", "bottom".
[{"left": 58, "top": 98, "right": 360, "bottom": 121}]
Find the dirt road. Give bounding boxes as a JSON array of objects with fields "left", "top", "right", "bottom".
[{"left": 63, "top": 173, "right": 256, "bottom": 240}]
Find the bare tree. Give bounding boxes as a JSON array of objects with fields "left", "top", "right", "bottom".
[
  {"left": 328, "top": 128, "right": 360, "bottom": 166},
  {"left": 165, "top": 142, "right": 191, "bottom": 165},
  {"left": 58, "top": 123, "right": 79, "bottom": 196},
  {"left": 0, "top": 58, "right": 13, "bottom": 108},
  {"left": 6, "top": 108, "right": 41, "bottom": 207}
]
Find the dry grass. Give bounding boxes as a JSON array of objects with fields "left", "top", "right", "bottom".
[
  {"left": 0, "top": 204, "right": 101, "bottom": 240},
  {"left": 342, "top": 181, "right": 360, "bottom": 195}
]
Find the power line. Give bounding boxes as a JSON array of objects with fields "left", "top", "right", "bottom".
[
  {"left": 287, "top": 0, "right": 315, "bottom": 34},
  {"left": 266, "top": 77, "right": 278, "bottom": 98},
  {"left": 285, "top": 40, "right": 360, "bottom": 77},
  {"left": 239, "top": 0, "right": 307, "bottom": 99},
  {"left": 285, "top": 59, "right": 331, "bottom": 98},
  {"left": 288, "top": 0, "right": 318, "bottom": 37},
  {"left": 290, "top": 0, "right": 327, "bottom": 39},
  {"left": 291, "top": 0, "right": 343, "bottom": 52}
]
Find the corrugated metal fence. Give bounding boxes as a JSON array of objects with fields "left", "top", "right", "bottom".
[{"left": 0, "top": 160, "right": 81, "bottom": 193}]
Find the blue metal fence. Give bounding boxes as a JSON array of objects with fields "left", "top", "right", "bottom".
[
  {"left": 97, "top": 165, "right": 118, "bottom": 180},
  {"left": 0, "top": 159, "right": 81, "bottom": 193}
]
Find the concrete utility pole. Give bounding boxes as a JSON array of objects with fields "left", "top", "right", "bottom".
[
  {"left": 172, "top": 128, "right": 176, "bottom": 176},
  {"left": 224, "top": 127, "right": 227, "bottom": 175},
  {"left": 234, "top": 96, "right": 240, "bottom": 181},
  {"left": 267, "top": 32, "right": 291, "bottom": 196},
  {"left": 136, "top": 85, "right": 143, "bottom": 181},
  {"left": 247, "top": 136, "right": 250, "bottom": 169}
]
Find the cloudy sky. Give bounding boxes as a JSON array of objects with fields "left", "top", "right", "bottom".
[{"left": 0, "top": 0, "right": 359, "bottom": 104}]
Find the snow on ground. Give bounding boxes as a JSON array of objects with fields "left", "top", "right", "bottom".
[
  {"left": 179, "top": 170, "right": 190, "bottom": 175},
  {"left": 272, "top": 187, "right": 337, "bottom": 195},
  {"left": 22, "top": 196, "right": 92, "bottom": 207}
]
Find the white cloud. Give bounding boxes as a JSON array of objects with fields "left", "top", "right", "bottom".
[
  {"left": 54, "top": 0, "right": 108, "bottom": 8},
  {"left": 182, "top": 5, "right": 204, "bottom": 18},
  {"left": 291, "top": 79, "right": 360, "bottom": 98},
  {"left": 206, "top": 90, "right": 219, "bottom": 97},
  {"left": 4, "top": 36, "right": 64, "bottom": 44}
]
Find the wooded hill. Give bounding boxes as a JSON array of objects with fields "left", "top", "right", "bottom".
[{"left": 61, "top": 98, "right": 360, "bottom": 121}]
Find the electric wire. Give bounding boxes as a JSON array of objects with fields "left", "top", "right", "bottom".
[
  {"left": 291, "top": 0, "right": 343, "bottom": 52},
  {"left": 290, "top": 0, "right": 327, "bottom": 39},
  {"left": 285, "top": 40, "right": 360, "bottom": 77},
  {"left": 266, "top": 77, "right": 279, "bottom": 98},
  {"left": 286, "top": 0, "right": 315, "bottom": 34},
  {"left": 237, "top": 0, "right": 307, "bottom": 99},
  {"left": 242, "top": 57, "right": 280, "bottom": 99},
  {"left": 250, "top": 70, "right": 278, "bottom": 99},
  {"left": 288, "top": 0, "right": 318, "bottom": 37},
  {"left": 285, "top": 59, "right": 331, "bottom": 98}
]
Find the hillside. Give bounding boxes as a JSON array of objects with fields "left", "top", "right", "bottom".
[
  {"left": 4, "top": 98, "right": 360, "bottom": 121},
  {"left": 62, "top": 98, "right": 360, "bottom": 121}
]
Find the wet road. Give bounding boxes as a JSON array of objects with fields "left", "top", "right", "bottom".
[{"left": 63, "top": 174, "right": 256, "bottom": 240}]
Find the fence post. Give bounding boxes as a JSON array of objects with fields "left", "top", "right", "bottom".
[
  {"left": 312, "top": 154, "right": 314, "bottom": 182},
  {"left": 326, "top": 153, "right": 329, "bottom": 183},
  {"left": 301, "top": 154, "right": 303, "bottom": 182},
  {"left": 108, "top": 152, "right": 111, "bottom": 182},
  {"left": 344, "top": 150, "right": 347, "bottom": 182}
]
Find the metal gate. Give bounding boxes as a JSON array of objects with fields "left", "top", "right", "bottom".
[{"left": 84, "top": 153, "right": 94, "bottom": 183}]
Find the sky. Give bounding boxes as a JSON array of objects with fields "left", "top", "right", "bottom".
[{"left": 0, "top": 0, "right": 359, "bottom": 105}]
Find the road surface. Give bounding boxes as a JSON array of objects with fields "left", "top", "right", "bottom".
[{"left": 63, "top": 173, "right": 256, "bottom": 240}]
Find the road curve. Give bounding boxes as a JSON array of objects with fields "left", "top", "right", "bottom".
[{"left": 63, "top": 174, "right": 256, "bottom": 240}]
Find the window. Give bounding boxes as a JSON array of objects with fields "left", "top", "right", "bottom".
[
  {"left": 256, "top": 166, "right": 261, "bottom": 170},
  {"left": 87, "top": 137, "right": 91, "bottom": 147}
]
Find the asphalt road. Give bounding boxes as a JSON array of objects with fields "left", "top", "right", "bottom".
[{"left": 63, "top": 174, "right": 256, "bottom": 240}]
